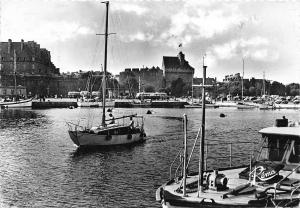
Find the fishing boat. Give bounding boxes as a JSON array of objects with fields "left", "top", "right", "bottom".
[
  {"left": 0, "top": 50, "right": 32, "bottom": 108},
  {"left": 156, "top": 64, "right": 300, "bottom": 208},
  {"left": 259, "top": 103, "right": 276, "bottom": 110},
  {"left": 130, "top": 100, "right": 151, "bottom": 108},
  {"left": 67, "top": 1, "right": 145, "bottom": 147},
  {"left": 236, "top": 102, "right": 257, "bottom": 109}
]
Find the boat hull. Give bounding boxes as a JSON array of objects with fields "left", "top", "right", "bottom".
[
  {"left": 159, "top": 199, "right": 300, "bottom": 208},
  {"left": 77, "top": 101, "right": 100, "bottom": 107},
  {"left": 156, "top": 166, "right": 300, "bottom": 208},
  {"left": 0, "top": 99, "right": 32, "bottom": 108},
  {"left": 68, "top": 130, "right": 145, "bottom": 146}
]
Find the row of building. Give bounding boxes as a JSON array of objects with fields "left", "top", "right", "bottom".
[
  {"left": 1, "top": 39, "right": 265, "bottom": 98},
  {"left": 0, "top": 39, "right": 206, "bottom": 98}
]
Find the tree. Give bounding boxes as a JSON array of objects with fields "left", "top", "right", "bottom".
[
  {"left": 229, "top": 84, "right": 240, "bottom": 96},
  {"left": 249, "top": 86, "right": 256, "bottom": 96},
  {"left": 286, "top": 83, "right": 300, "bottom": 96},
  {"left": 158, "top": 88, "right": 167, "bottom": 93},
  {"left": 125, "top": 77, "right": 138, "bottom": 97},
  {"left": 144, "top": 85, "right": 155, "bottom": 92},
  {"left": 270, "top": 81, "right": 286, "bottom": 96}
]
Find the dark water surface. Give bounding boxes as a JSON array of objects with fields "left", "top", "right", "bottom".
[{"left": 0, "top": 107, "right": 299, "bottom": 207}]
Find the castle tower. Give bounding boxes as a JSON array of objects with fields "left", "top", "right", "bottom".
[{"left": 162, "top": 52, "right": 194, "bottom": 89}]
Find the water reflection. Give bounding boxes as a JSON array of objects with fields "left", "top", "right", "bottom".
[
  {"left": 0, "top": 109, "right": 44, "bottom": 129},
  {"left": 71, "top": 142, "right": 146, "bottom": 158}
]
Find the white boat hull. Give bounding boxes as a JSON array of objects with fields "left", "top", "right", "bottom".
[
  {"left": 77, "top": 101, "right": 101, "bottom": 107},
  {"left": 77, "top": 101, "right": 115, "bottom": 108},
  {"left": 68, "top": 130, "right": 145, "bottom": 146},
  {"left": 0, "top": 99, "right": 32, "bottom": 108}
]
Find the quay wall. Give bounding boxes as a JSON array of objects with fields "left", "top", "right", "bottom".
[
  {"left": 114, "top": 101, "right": 188, "bottom": 108},
  {"left": 32, "top": 100, "right": 77, "bottom": 109}
]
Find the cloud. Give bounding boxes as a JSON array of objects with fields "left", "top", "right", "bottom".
[
  {"left": 111, "top": 2, "right": 147, "bottom": 16},
  {"left": 120, "top": 32, "right": 154, "bottom": 42},
  {"left": 1, "top": 0, "right": 95, "bottom": 43},
  {"left": 2, "top": 20, "right": 94, "bottom": 43},
  {"left": 211, "top": 36, "right": 278, "bottom": 61},
  {"left": 157, "top": 2, "right": 251, "bottom": 48}
]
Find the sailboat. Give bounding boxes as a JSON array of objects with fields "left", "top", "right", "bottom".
[
  {"left": 67, "top": 1, "right": 146, "bottom": 147},
  {"left": 0, "top": 50, "right": 32, "bottom": 108},
  {"left": 156, "top": 64, "right": 300, "bottom": 207},
  {"left": 236, "top": 59, "right": 256, "bottom": 109}
]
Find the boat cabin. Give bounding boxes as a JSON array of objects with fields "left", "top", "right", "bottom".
[{"left": 258, "top": 122, "right": 300, "bottom": 172}]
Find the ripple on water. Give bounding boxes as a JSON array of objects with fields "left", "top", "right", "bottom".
[{"left": 0, "top": 108, "right": 299, "bottom": 207}]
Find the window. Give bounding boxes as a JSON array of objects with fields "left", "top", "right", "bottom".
[
  {"left": 289, "top": 140, "right": 300, "bottom": 163},
  {"left": 267, "top": 137, "right": 289, "bottom": 162}
]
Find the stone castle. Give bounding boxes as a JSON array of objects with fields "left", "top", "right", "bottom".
[
  {"left": 118, "top": 51, "right": 195, "bottom": 94},
  {"left": 162, "top": 51, "right": 194, "bottom": 89}
]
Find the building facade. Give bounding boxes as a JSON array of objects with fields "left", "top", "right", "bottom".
[
  {"left": 223, "top": 73, "right": 241, "bottom": 82},
  {"left": 0, "top": 39, "right": 60, "bottom": 97},
  {"left": 119, "top": 66, "right": 163, "bottom": 94},
  {"left": 162, "top": 51, "right": 194, "bottom": 89},
  {"left": 118, "top": 52, "right": 195, "bottom": 96}
]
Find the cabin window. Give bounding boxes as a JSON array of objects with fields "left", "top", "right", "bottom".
[
  {"left": 289, "top": 140, "right": 300, "bottom": 163},
  {"left": 267, "top": 137, "right": 289, "bottom": 162}
]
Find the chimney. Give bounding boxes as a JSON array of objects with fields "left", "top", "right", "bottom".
[
  {"left": 8, "top": 39, "right": 12, "bottom": 54},
  {"left": 21, "top": 39, "right": 24, "bottom": 51}
]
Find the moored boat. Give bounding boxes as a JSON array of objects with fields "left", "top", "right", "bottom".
[
  {"left": 130, "top": 100, "right": 151, "bottom": 108},
  {"left": 66, "top": 1, "right": 146, "bottom": 147},
  {"left": 236, "top": 101, "right": 257, "bottom": 109},
  {"left": 77, "top": 100, "right": 100, "bottom": 108},
  {"left": 156, "top": 64, "right": 300, "bottom": 208},
  {"left": 0, "top": 98, "right": 32, "bottom": 108},
  {"left": 67, "top": 114, "right": 146, "bottom": 146}
]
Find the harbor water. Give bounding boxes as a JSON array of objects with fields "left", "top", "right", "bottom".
[{"left": 0, "top": 107, "right": 299, "bottom": 208}]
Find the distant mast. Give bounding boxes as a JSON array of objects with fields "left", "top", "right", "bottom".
[
  {"left": 14, "top": 50, "right": 17, "bottom": 98},
  {"left": 242, "top": 58, "right": 244, "bottom": 100},
  {"left": 262, "top": 71, "right": 266, "bottom": 96}
]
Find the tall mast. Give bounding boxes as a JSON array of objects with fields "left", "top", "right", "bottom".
[
  {"left": 263, "top": 71, "right": 265, "bottom": 96},
  {"left": 14, "top": 50, "right": 17, "bottom": 97},
  {"left": 242, "top": 58, "right": 244, "bottom": 100},
  {"left": 138, "top": 75, "right": 141, "bottom": 93},
  {"left": 198, "top": 56, "right": 207, "bottom": 194},
  {"left": 191, "top": 77, "right": 193, "bottom": 105},
  {"left": 101, "top": 1, "right": 109, "bottom": 126}
]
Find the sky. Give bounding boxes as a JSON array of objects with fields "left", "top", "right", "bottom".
[{"left": 1, "top": 0, "right": 300, "bottom": 84}]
